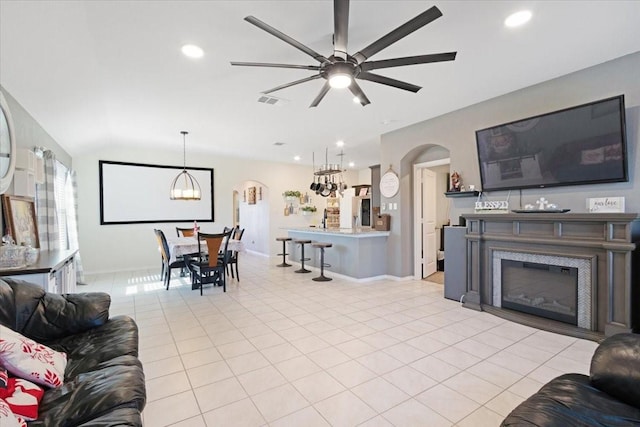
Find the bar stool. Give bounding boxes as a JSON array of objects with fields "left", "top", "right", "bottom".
[
  {"left": 311, "top": 242, "right": 332, "bottom": 281},
  {"left": 293, "top": 239, "right": 312, "bottom": 273},
  {"left": 276, "top": 237, "right": 292, "bottom": 267}
]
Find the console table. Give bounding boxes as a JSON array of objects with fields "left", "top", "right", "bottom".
[
  {"left": 0, "top": 249, "right": 77, "bottom": 294},
  {"left": 462, "top": 213, "right": 639, "bottom": 340}
]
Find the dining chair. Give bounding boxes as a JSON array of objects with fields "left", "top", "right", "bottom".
[
  {"left": 189, "top": 230, "right": 233, "bottom": 295},
  {"left": 154, "top": 229, "right": 185, "bottom": 290},
  {"left": 176, "top": 227, "right": 195, "bottom": 237},
  {"left": 227, "top": 227, "right": 245, "bottom": 281}
]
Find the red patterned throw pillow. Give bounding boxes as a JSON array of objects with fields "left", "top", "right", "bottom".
[
  {"left": 0, "top": 378, "right": 44, "bottom": 420},
  {"left": 0, "top": 325, "right": 67, "bottom": 388},
  {"left": 0, "top": 398, "right": 27, "bottom": 427}
]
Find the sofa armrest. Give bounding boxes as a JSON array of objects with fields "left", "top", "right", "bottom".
[
  {"left": 0, "top": 278, "right": 110, "bottom": 342},
  {"left": 590, "top": 333, "right": 640, "bottom": 408}
]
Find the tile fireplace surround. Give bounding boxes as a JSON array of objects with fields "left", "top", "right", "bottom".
[{"left": 462, "top": 213, "right": 640, "bottom": 341}]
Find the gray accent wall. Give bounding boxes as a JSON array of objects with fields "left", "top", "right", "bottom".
[
  {"left": 380, "top": 52, "right": 640, "bottom": 278},
  {"left": 0, "top": 86, "right": 72, "bottom": 168}
]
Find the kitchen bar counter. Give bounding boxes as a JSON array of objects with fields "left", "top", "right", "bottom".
[{"left": 286, "top": 228, "right": 389, "bottom": 279}]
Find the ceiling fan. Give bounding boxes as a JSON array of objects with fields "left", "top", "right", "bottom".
[{"left": 231, "top": 0, "right": 457, "bottom": 107}]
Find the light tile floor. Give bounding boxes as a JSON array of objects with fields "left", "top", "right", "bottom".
[{"left": 83, "top": 253, "right": 598, "bottom": 427}]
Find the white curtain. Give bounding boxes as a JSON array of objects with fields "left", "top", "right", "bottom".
[
  {"left": 67, "top": 169, "right": 85, "bottom": 284},
  {"left": 35, "top": 151, "right": 86, "bottom": 284},
  {"left": 35, "top": 150, "right": 59, "bottom": 250}
]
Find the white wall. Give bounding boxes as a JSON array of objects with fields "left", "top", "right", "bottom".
[{"left": 75, "top": 146, "right": 358, "bottom": 274}]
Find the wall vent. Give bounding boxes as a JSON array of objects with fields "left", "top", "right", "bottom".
[{"left": 257, "top": 94, "right": 289, "bottom": 106}]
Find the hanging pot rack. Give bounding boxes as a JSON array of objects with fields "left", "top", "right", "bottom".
[{"left": 313, "top": 148, "right": 344, "bottom": 176}]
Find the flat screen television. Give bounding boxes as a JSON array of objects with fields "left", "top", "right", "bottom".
[{"left": 475, "top": 95, "right": 627, "bottom": 192}]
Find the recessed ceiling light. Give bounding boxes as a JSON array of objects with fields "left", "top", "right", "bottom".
[
  {"left": 294, "top": 155, "right": 301, "bottom": 161},
  {"left": 349, "top": 161, "right": 355, "bottom": 168},
  {"left": 505, "top": 10, "right": 532, "bottom": 28},
  {"left": 336, "top": 140, "right": 345, "bottom": 147},
  {"left": 353, "top": 97, "right": 361, "bottom": 104},
  {"left": 181, "top": 44, "right": 204, "bottom": 58}
]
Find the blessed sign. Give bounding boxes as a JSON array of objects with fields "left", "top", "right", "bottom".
[{"left": 475, "top": 200, "right": 509, "bottom": 212}]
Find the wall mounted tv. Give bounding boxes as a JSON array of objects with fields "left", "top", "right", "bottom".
[{"left": 475, "top": 95, "right": 627, "bottom": 192}]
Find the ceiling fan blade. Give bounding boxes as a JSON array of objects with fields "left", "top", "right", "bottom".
[
  {"left": 333, "top": 0, "right": 349, "bottom": 60},
  {"left": 352, "top": 6, "right": 443, "bottom": 64},
  {"left": 348, "top": 80, "right": 371, "bottom": 106},
  {"left": 358, "top": 71, "right": 421, "bottom": 93},
  {"left": 360, "top": 52, "right": 457, "bottom": 71},
  {"left": 263, "top": 74, "right": 322, "bottom": 94},
  {"left": 309, "top": 81, "right": 332, "bottom": 108},
  {"left": 231, "top": 61, "right": 321, "bottom": 71},
  {"left": 245, "top": 16, "right": 329, "bottom": 64}
]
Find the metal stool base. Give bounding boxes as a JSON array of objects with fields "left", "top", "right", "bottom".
[
  {"left": 312, "top": 275, "right": 332, "bottom": 282},
  {"left": 296, "top": 267, "right": 311, "bottom": 273}
]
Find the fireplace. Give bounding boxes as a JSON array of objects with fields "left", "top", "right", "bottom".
[
  {"left": 501, "top": 260, "right": 578, "bottom": 325},
  {"left": 492, "top": 250, "right": 592, "bottom": 330},
  {"left": 463, "top": 213, "right": 640, "bottom": 339}
]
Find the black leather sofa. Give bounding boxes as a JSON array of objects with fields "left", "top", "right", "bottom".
[
  {"left": 502, "top": 333, "right": 640, "bottom": 426},
  {"left": 0, "top": 278, "right": 146, "bottom": 426}
]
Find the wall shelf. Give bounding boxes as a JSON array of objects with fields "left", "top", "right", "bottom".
[{"left": 444, "top": 191, "right": 480, "bottom": 198}]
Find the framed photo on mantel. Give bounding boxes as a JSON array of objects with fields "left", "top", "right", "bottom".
[{"left": 1, "top": 194, "right": 40, "bottom": 248}]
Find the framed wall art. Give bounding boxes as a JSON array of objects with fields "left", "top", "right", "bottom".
[
  {"left": 1, "top": 194, "right": 40, "bottom": 248},
  {"left": 248, "top": 186, "right": 257, "bottom": 205}
]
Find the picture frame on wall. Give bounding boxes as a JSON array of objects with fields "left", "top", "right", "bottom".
[
  {"left": 1, "top": 194, "right": 40, "bottom": 248},
  {"left": 248, "top": 186, "right": 257, "bottom": 205}
]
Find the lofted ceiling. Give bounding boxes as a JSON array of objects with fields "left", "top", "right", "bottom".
[{"left": 1, "top": 1, "right": 639, "bottom": 170}]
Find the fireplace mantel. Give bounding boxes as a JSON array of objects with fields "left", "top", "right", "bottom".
[{"left": 462, "top": 212, "right": 640, "bottom": 340}]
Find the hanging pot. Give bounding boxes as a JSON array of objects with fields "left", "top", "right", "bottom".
[{"left": 310, "top": 176, "right": 318, "bottom": 191}]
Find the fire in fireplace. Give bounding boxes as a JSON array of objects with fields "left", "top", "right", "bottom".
[{"left": 501, "top": 260, "right": 578, "bottom": 325}]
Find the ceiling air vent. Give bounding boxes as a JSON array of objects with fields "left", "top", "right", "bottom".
[{"left": 257, "top": 94, "right": 289, "bottom": 106}]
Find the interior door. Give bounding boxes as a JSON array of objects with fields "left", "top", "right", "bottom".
[{"left": 422, "top": 169, "right": 437, "bottom": 277}]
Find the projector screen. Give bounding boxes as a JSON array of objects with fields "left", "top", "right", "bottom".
[{"left": 99, "top": 160, "right": 214, "bottom": 224}]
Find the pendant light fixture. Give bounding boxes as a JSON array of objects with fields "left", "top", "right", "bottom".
[{"left": 170, "top": 131, "right": 201, "bottom": 200}]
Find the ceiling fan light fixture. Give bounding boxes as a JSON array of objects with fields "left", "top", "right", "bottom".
[{"left": 329, "top": 73, "right": 352, "bottom": 89}]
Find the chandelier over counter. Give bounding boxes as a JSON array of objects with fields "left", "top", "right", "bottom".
[{"left": 170, "top": 131, "right": 201, "bottom": 200}]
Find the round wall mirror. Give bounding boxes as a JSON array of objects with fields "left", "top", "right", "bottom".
[{"left": 0, "top": 92, "right": 17, "bottom": 194}]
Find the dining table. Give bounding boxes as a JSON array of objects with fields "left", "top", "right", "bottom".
[{"left": 166, "top": 236, "right": 246, "bottom": 264}]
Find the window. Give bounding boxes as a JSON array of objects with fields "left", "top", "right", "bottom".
[{"left": 54, "top": 160, "right": 68, "bottom": 250}]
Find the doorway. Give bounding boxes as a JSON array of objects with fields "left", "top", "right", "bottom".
[{"left": 413, "top": 158, "right": 450, "bottom": 279}]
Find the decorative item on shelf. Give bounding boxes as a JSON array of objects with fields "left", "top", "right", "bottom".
[
  {"left": 1, "top": 194, "right": 40, "bottom": 247},
  {"left": 170, "top": 131, "right": 201, "bottom": 200},
  {"left": 449, "top": 171, "right": 462, "bottom": 192},
  {"left": 243, "top": 190, "right": 246, "bottom": 202},
  {"left": 511, "top": 197, "right": 571, "bottom": 213},
  {"left": 258, "top": 186, "right": 263, "bottom": 201},
  {"left": 587, "top": 197, "right": 624, "bottom": 213},
  {"left": 283, "top": 190, "right": 301, "bottom": 202},
  {"left": 300, "top": 205, "right": 317, "bottom": 216},
  {"left": 24, "top": 245, "right": 39, "bottom": 265},
  {"left": 474, "top": 190, "right": 509, "bottom": 213},
  {"left": 0, "top": 243, "right": 26, "bottom": 269}
]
